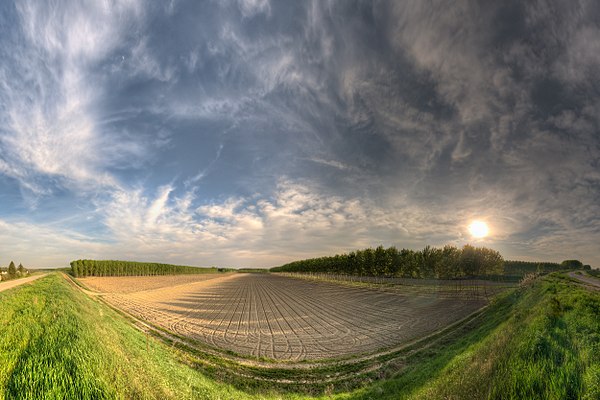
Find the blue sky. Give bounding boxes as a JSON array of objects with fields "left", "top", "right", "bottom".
[{"left": 1, "top": 1, "right": 599, "bottom": 268}]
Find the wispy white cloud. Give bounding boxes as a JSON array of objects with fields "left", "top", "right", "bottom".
[
  {"left": 302, "top": 157, "right": 352, "bottom": 171},
  {"left": 236, "top": 0, "right": 271, "bottom": 18},
  {"left": 0, "top": 1, "right": 146, "bottom": 195},
  {"left": 95, "top": 175, "right": 599, "bottom": 268},
  {"left": 184, "top": 144, "right": 224, "bottom": 186},
  {"left": 5, "top": 174, "right": 594, "bottom": 268},
  {"left": 93, "top": 179, "right": 413, "bottom": 267},
  {"left": 127, "top": 37, "right": 178, "bottom": 82},
  {"left": 0, "top": 218, "right": 106, "bottom": 268}
]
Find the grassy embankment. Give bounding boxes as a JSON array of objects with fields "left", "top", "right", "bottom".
[
  {"left": 0, "top": 274, "right": 263, "bottom": 400},
  {"left": 353, "top": 273, "right": 600, "bottom": 399},
  {"left": 0, "top": 273, "right": 598, "bottom": 399},
  {"left": 588, "top": 269, "right": 600, "bottom": 278}
]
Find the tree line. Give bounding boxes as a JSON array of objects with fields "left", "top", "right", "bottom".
[
  {"left": 70, "top": 260, "right": 219, "bottom": 277},
  {"left": 0, "top": 261, "right": 29, "bottom": 282},
  {"left": 504, "top": 260, "right": 590, "bottom": 276},
  {"left": 270, "top": 245, "right": 505, "bottom": 279}
]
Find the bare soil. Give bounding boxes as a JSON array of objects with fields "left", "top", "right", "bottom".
[
  {"left": 84, "top": 273, "right": 485, "bottom": 361},
  {"left": 80, "top": 273, "right": 231, "bottom": 293}
]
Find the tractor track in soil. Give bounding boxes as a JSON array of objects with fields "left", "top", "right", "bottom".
[{"left": 65, "top": 272, "right": 492, "bottom": 385}]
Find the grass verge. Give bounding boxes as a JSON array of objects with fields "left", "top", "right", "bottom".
[
  {"left": 347, "top": 273, "right": 600, "bottom": 399},
  {"left": 0, "top": 274, "right": 276, "bottom": 400}
]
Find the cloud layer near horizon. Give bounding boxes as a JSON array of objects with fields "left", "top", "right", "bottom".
[{"left": 1, "top": 1, "right": 599, "bottom": 268}]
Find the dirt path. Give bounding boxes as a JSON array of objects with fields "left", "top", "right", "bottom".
[
  {"left": 568, "top": 271, "right": 600, "bottom": 291},
  {"left": 0, "top": 274, "right": 48, "bottom": 293}
]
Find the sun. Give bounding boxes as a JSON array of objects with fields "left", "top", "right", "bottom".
[{"left": 468, "top": 220, "right": 489, "bottom": 238}]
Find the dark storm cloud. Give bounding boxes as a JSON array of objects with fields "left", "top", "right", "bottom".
[{"left": 0, "top": 0, "right": 599, "bottom": 267}]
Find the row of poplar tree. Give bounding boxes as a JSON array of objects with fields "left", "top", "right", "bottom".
[
  {"left": 270, "top": 245, "right": 505, "bottom": 279},
  {"left": 70, "top": 259, "right": 217, "bottom": 277}
]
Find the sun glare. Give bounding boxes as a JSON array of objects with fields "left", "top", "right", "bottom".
[{"left": 468, "top": 220, "right": 489, "bottom": 238}]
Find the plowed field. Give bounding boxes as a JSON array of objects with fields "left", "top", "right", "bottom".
[{"left": 81, "top": 273, "right": 485, "bottom": 361}]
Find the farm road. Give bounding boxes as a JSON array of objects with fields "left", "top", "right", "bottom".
[
  {"left": 568, "top": 271, "right": 600, "bottom": 291},
  {"left": 0, "top": 274, "right": 48, "bottom": 293}
]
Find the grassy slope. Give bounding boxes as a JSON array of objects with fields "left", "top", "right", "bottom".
[
  {"left": 0, "top": 274, "right": 274, "bottom": 400},
  {"left": 0, "top": 273, "right": 598, "bottom": 399},
  {"left": 588, "top": 269, "right": 600, "bottom": 278},
  {"left": 348, "top": 273, "right": 600, "bottom": 399}
]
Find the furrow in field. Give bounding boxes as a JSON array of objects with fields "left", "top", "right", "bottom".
[{"left": 92, "top": 273, "right": 485, "bottom": 361}]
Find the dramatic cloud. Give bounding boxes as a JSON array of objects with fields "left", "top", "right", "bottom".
[
  {"left": 0, "top": 1, "right": 599, "bottom": 268},
  {"left": 96, "top": 180, "right": 410, "bottom": 267}
]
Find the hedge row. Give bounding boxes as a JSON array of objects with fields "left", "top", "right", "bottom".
[
  {"left": 270, "top": 245, "right": 504, "bottom": 279},
  {"left": 70, "top": 259, "right": 218, "bottom": 277}
]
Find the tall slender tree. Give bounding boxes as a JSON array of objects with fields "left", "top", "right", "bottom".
[{"left": 8, "top": 261, "right": 17, "bottom": 278}]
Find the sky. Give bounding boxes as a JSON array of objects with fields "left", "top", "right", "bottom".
[{"left": 0, "top": 0, "right": 599, "bottom": 268}]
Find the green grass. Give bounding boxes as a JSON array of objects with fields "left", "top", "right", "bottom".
[
  {"left": 587, "top": 269, "right": 600, "bottom": 278},
  {"left": 349, "top": 273, "right": 600, "bottom": 399},
  {"left": 0, "top": 274, "right": 282, "bottom": 400},
  {"left": 0, "top": 272, "right": 598, "bottom": 399}
]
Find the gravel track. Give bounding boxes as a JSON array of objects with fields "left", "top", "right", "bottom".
[{"left": 568, "top": 271, "right": 600, "bottom": 291}]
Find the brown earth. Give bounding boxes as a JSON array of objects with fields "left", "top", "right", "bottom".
[
  {"left": 80, "top": 273, "right": 231, "bottom": 293},
  {"left": 83, "top": 273, "right": 485, "bottom": 361}
]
